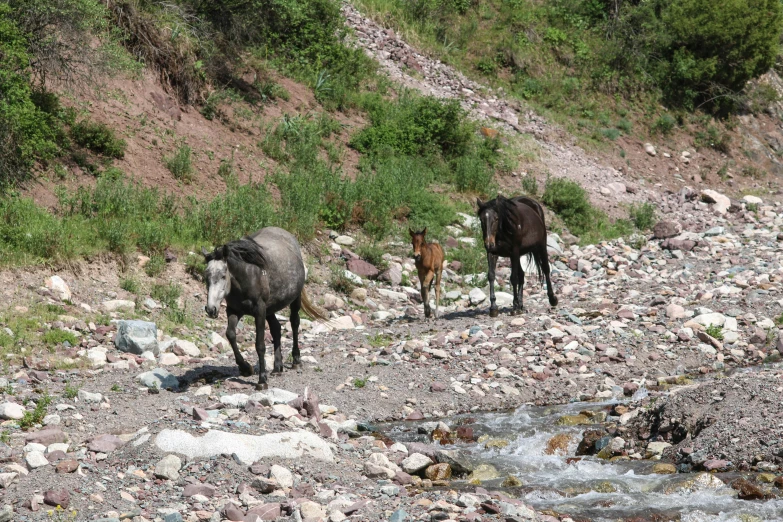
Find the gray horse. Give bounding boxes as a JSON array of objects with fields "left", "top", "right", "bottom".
[{"left": 202, "top": 227, "right": 327, "bottom": 390}]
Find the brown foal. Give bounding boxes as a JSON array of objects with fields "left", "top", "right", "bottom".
[{"left": 409, "top": 228, "right": 444, "bottom": 319}]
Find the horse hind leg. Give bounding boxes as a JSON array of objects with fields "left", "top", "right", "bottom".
[
  {"left": 538, "top": 246, "right": 558, "bottom": 307},
  {"left": 421, "top": 271, "right": 434, "bottom": 318},
  {"left": 509, "top": 253, "right": 521, "bottom": 316},
  {"left": 434, "top": 267, "right": 442, "bottom": 319},
  {"left": 267, "top": 313, "right": 284, "bottom": 375},
  {"left": 289, "top": 294, "right": 302, "bottom": 369}
]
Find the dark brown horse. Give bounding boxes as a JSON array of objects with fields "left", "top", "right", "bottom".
[
  {"left": 476, "top": 195, "right": 557, "bottom": 316},
  {"left": 409, "top": 228, "right": 444, "bottom": 318}
]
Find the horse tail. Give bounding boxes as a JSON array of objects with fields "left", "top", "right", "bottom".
[
  {"left": 300, "top": 288, "right": 329, "bottom": 322},
  {"left": 531, "top": 248, "right": 546, "bottom": 287}
]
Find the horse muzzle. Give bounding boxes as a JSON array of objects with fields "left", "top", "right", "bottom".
[
  {"left": 485, "top": 241, "right": 496, "bottom": 251},
  {"left": 414, "top": 253, "right": 421, "bottom": 262},
  {"left": 205, "top": 305, "right": 219, "bottom": 318}
]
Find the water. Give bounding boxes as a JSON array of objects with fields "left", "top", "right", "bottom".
[{"left": 378, "top": 401, "right": 783, "bottom": 521}]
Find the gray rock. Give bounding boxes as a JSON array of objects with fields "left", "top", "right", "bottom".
[
  {"left": 250, "top": 388, "right": 298, "bottom": 406},
  {"left": 469, "top": 288, "right": 486, "bottom": 305},
  {"left": 154, "top": 454, "right": 182, "bottom": 480},
  {"left": 270, "top": 464, "right": 294, "bottom": 488},
  {"left": 136, "top": 368, "right": 179, "bottom": 390},
  {"left": 25, "top": 451, "right": 48, "bottom": 469},
  {"left": 0, "top": 505, "right": 13, "bottom": 522},
  {"left": 155, "top": 429, "right": 334, "bottom": 465},
  {"left": 77, "top": 390, "right": 102, "bottom": 403},
  {"left": 114, "top": 320, "right": 158, "bottom": 355},
  {"left": 401, "top": 453, "right": 433, "bottom": 474},
  {"left": 0, "top": 403, "right": 24, "bottom": 420}
]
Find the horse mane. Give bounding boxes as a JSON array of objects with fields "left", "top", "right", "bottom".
[
  {"left": 493, "top": 197, "right": 519, "bottom": 234},
  {"left": 210, "top": 237, "right": 268, "bottom": 269}
]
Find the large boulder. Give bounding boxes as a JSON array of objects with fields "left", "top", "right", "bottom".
[
  {"left": 114, "top": 320, "right": 158, "bottom": 355},
  {"left": 45, "top": 276, "right": 71, "bottom": 302},
  {"left": 701, "top": 190, "right": 731, "bottom": 214},
  {"left": 653, "top": 221, "right": 682, "bottom": 239},
  {"left": 346, "top": 259, "right": 379, "bottom": 279}
]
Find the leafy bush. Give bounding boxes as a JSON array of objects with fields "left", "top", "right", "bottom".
[
  {"left": 145, "top": 255, "right": 166, "bottom": 277},
  {"left": 350, "top": 93, "right": 474, "bottom": 157},
  {"left": 70, "top": 120, "right": 126, "bottom": 158},
  {"left": 522, "top": 176, "right": 538, "bottom": 196},
  {"left": 19, "top": 393, "right": 51, "bottom": 430},
  {"left": 652, "top": 115, "right": 677, "bottom": 136},
  {"left": 151, "top": 282, "right": 181, "bottom": 308},
  {"left": 120, "top": 277, "right": 140, "bottom": 294},
  {"left": 629, "top": 202, "right": 657, "bottom": 231},
  {"left": 165, "top": 144, "right": 194, "bottom": 182},
  {"left": 42, "top": 329, "right": 78, "bottom": 347}
]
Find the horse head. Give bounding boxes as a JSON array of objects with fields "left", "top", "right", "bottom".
[
  {"left": 476, "top": 197, "right": 499, "bottom": 251},
  {"left": 202, "top": 245, "right": 230, "bottom": 318},
  {"left": 409, "top": 228, "right": 427, "bottom": 262}
]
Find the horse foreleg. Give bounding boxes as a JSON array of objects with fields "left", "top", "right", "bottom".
[
  {"left": 290, "top": 295, "right": 302, "bottom": 368},
  {"left": 509, "top": 254, "right": 520, "bottom": 315},
  {"left": 226, "top": 310, "right": 253, "bottom": 377},
  {"left": 487, "top": 254, "right": 499, "bottom": 317},
  {"left": 421, "top": 270, "right": 434, "bottom": 318},
  {"left": 434, "top": 267, "right": 442, "bottom": 319},
  {"left": 267, "top": 313, "right": 283, "bottom": 374},
  {"left": 254, "top": 308, "right": 269, "bottom": 390}
]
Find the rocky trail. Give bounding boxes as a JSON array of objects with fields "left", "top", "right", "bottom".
[{"left": 0, "top": 180, "right": 781, "bottom": 520}]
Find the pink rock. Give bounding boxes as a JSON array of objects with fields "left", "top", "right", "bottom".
[
  {"left": 25, "top": 428, "right": 67, "bottom": 445},
  {"left": 183, "top": 483, "right": 216, "bottom": 497},
  {"left": 87, "top": 434, "right": 125, "bottom": 453},
  {"left": 224, "top": 503, "right": 245, "bottom": 521},
  {"left": 43, "top": 489, "right": 70, "bottom": 508},
  {"left": 346, "top": 259, "right": 379, "bottom": 279},
  {"left": 246, "top": 503, "right": 281, "bottom": 521}
]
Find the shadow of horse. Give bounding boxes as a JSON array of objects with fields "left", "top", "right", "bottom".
[{"left": 174, "top": 362, "right": 300, "bottom": 393}]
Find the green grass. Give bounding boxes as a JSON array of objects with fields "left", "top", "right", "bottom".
[
  {"left": 352, "top": 377, "right": 367, "bottom": 388},
  {"left": 705, "top": 324, "right": 724, "bottom": 340},
  {"left": 120, "top": 277, "right": 140, "bottom": 294},
  {"left": 629, "top": 203, "right": 657, "bottom": 231},
  {"left": 42, "top": 329, "right": 78, "bottom": 347},
  {"left": 165, "top": 144, "right": 194, "bottom": 183},
  {"left": 63, "top": 383, "right": 79, "bottom": 399},
  {"left": 329, "top": 266, "right": 355, "bottom": 294},
  {"left": 151, "top": 282, "right": 181, "bottom": 308},
  {"left": 144, "top": 255, "right": 166, "bottom": 278},
  {"left": 70, "top": 120, "right": 127, "bottom": 159},
  {"left": 19, "top": 392, "right": 52, "bottom": 430},
  {"left": 368, "top": 333, "right": 392, "bottom": 348}
]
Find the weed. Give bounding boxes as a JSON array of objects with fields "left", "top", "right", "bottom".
[
  {"left": 746, "top": 202, "right": 759, "bottom": 213},
  {"left": 629, "top": 203, "right": 657, "bottom": 231},
  {"left": 368, "top": 333, "right": 392, "bottom": 348},
  {"left": 0, "top": 431, "right": 8, "bottom": 444},
  {"left": 185, "top": 255, "right": 206, "bottom": 281},
  {"left": 598, "top": 128, "right": 620, "bottom": 141},
  {"left": 42, "top": 329, "right": 78, "bottom": 347},
  {"left": 352, "top": 377, "right": 367, "bottom": 388},
  {"left": 145, "top": 255, "right": 166, "bottom": 277},
  {"left": 151, "top": 282, "right": 181, "bottom": 308},
  {"left": 120, "top": 277, "right": 140, "bottom": 294},
  {"left": 63, "top": 383, "right": 79, "bottom": 399},
  {"left": 329, "top": 266, "right": 355, "bottom": 294},
  {"left": 355, "top": 243, "right": 388, "bottom": 269},
  {"left": 217, "top": 158, "right": 234, "bottom": 179},
  {"left": 111, "top": 384, "right": 121, "bottom": 392},
  {"left": 70, "top": 120, "right": 126, "bottom": 159},
  {"left": 705, "top": 324, "right": 724, "bottom": 340},
  {"left": 652, "top": 115, "right": 676, "bottom": 136},
  {"left": 741, "top": 165, "right": 765, "bottom": 179},
  {"left": 694, "top": 125, "right": 731, "bottom": 154},
  {"left": 521, "top": 176, "right": 538, "bottom": 196},
  {"left": 616, "top": 119, "right": 632, "bottom": 134},
  {"left": 165, "top": 143, "right": 194, "bottom": 183},
  {"left": 19, "top": 392, "right": 52, "bottom": 429}
]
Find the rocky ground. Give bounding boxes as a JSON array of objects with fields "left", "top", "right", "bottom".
[{"left": 0, "top": 182, "right": 781, "bottom": 521}]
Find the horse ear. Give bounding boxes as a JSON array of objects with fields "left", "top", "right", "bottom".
[
  {"left": 409, "top": 228, "right": 415, "bottom": 237},
  {"left": 497, "top": 194, "right": 506, "bottom": 201},
  {"left": 222, "top": 245, "right": 229, "bottom": 259},
  {"left": 201, "top": 247, "right": 213, "bottom": 261},
  {"left": 422, "top": 227, "right": 427, "bottom": 236},
  {"left": 476, "top": 197, "right": 484, "bottom": 209}
]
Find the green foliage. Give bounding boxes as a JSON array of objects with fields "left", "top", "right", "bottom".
[
  {"left": 352, "top": 377, "right": 367, "bottom": 388},
  {"left": 19, "top": 392, "right": 52, "bottom": 430},
  {"left": 145, "top": 255, "right": 166, "bottom": 277},
  {"left": 151, "top": 282, "right": 181, "bottom": 308},
  {"left": 70, "top": 120, "right": 126, "bottom": 158},
  {"left": 521, "top": 176, "right": 538, "bottom": 196},
  {"left": 329, "top": 265, "right": 354, "bottom": 294},
  {"left": 629, "top": 202, "right": 657, "bottom": 231},
  {"left": 120, "top": 277, "right": 140, "bottom": 294},
  {"left": 368, "top": 333, "right": 392, "bottom": 347},
  {"left": 694, "top": 125, "right": 731, "bottom": 153},
  {"left": 705, "top": 324, "right": 724, "bottom": 340},
  {"left": 542, "top": 177, "right": 632, "bottom": 244},
  {"left": 355, "top": 243, "right": 388, "bottom": 269},
  {"left": 652, "top": 114, "right": 677, "bottom": 136},
  {"left": 42, "top": 329, "right": 78, "bottom": 347},
  {"left": 351, "top": 93, "right": 474, "bottom": 157},
  {"left": 63, "top": 383, "right": 79, "bottom": 399},
  {"left": 165, "top": 144, "right": 194, "bottom": 183}
]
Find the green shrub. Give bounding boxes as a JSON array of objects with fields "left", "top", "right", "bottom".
[
  {"left": 145, "top": 255, "right": 166, "bottom": 277},
  {"left": 542, "top": 178, "right": 593, "bottom": 233},
  {"left": 629, "top": 202, "right": 657, "bottom": 230},
  {"left": 355, "top": 243, "right": 388, "bottom": 269},
  {"left": 42, "top": 329, "right": 78, "bottom": 347},
  {"left": 70, "top": 120, "right": 126, "bottom": 158},
  {"left": 329, "top": 265, "right": 354, "bottom": 294},
  {"left": 151, "top": 282, "right": 181, "bottom": 308},
  {"left": 705, "top": 324, "right": 724, "bottom": 340},
  {"left": 120, "top": 277, "right": 140, "bottom": 294},
  {"left": 451, "top": 155, "right": 493, "bottom": 194},
  {"left": 165, "top": 144, "right": 194, "bottom": 182},
  {"left": 652, "top": 115, "right": 677, "bottom": 136},
  {"left": 19, "top": 393, "right": 51, "bottom": 430},
  {"left": 521, "top": 176, "right": 538, "bottom": 196}
]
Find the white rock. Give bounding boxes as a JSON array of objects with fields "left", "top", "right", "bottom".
[
  {"left": 401, "top": 453, "right": 433, "bottom": 474},
  {"left": 701, "top": 189, "right": 731, "bottom": 214},
  {"left": 692, "top": 313, "right": 726, "bottom": 328},
  {"left": 220, "top": 394, "right": 250, "bottom": 407},
  {"left": 77, "top": 390, "right": 102, "bottom": 403},
  {"left": 0, "top": 403, "right": 24, "bottom": 420},
  {"left": 45, "top": 276, "right": 71, "bottom": 301},
  {"left": 209, "top": 332, "right": 229, "bottom": 351},
  {"left": 644, "top": 143, "right": 657, "bottom": 156},
  {"left": 335, "top": 235, "right": 354, "bottom": 246},
  {"left": 86, "top": 347, "right": 108, "bottom": 367},
  {"left": 103, "top": 300, "right": 135, "bottom": 312},
  {"left": 154, "top": 454, "right": 182, "bottom": 480},
  {"left": 155, "top": 429, "right": 334, "bottom": 464},
  {"left": 25, "top": 451, "right": 48, "bottom": 469},
  {"left": 742, "top": 195, "right": 763, "bottom": 205},
  {"left": 270, "top": 464, "right": 294, "bottom": 488},
  {"left": 158, "top": 353, "right": 180, "bottom": 366},
  {"left": 469, "top": 288, "right": 486, "bottom": 305},
  {"left": 330, "top": 316, "right": 355, "bottom": 331},
  {"left": 174, "top": 340, "right": 201, "bottom": 357}
]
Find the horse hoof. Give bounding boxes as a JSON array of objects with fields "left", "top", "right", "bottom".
[
  {"left": 255, "top": 383, "right": 268, "bottom": 391},
  {"left": 489, "top": 308, "right": 499, "bottom": 318},
  {"left": 291, "top": 363, "right": 302, "bottom": 370},
  {"left": 271, "top": 369, "right": 283, "bottom": 375},
  {"left": 550, "top": 296, "right": 559, "bottom": 307},
  {"left": 239, "top": 365, "right": 254, "bottom": 377}
]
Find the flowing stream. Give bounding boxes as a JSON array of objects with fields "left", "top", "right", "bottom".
[{"left": 376, "top": 399, "right": 783, "bottom": 521}]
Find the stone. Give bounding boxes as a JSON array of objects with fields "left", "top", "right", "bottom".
[
  {"left": 24, "top": 428, "right": 66, "bottom": 445},
  {"left": 137, "top": 368, "right": 179, "bottom": 390},
  {"left": 0, "top": 402, "right": 24, "bottom": 420},
  {"left": 45, "top": 276, "right": 71, "bottom": 301},
  {"left": 102, "top": 300, "right": 135, "bottom": 312},
  {"left": 379, "top": 265, "right": 403, "bottom": 286},
  {"left": 701, "top": 189, "right": 731, "bottom": 214},
  {"left": 25, "top": 451, "right": 48, "bottom": 469},
  {"left": 401, "top": 453, "right": 434, "bottom": 474},
  {"left": 174, "top": 340, "right": 201, "bottom": 357},
  {"left": 652, "top": 463, "right": 677, "bottom": 474},
  {"left": 246, "top": 503, "right": 281, "bottom": 520},
  {"left": 666, "top": 304, "right": 686, "bottom": 319},
  {"left": 742, "top": 195, "right": 763, "bottom": 205},
  {"left": 154, "top": 454, "right": 182, "bottom": 480},
  {"left": 347, "top": 259, "right": 379, "bottom": 279},
  {"left": 114, "top": 320, "right": 158, "bottom": 355},
  {"left": 335, "top": 235, "right": 354, "bottom": 246},
  {"left": 390, "top": 509, "right": 408, "bottom": 522},
  {"left": 0, "top": 506, "right": 11, "bottom": 522},
  {"left": 653, "top": 221, "right": 681, "bottom": 239},
  {"left": 0, "top": 473, "right": 15, "bottom": 488},
  {"left": 224, "top": 503, "right": 245, "bottom": 521},
  {"left": 646, "top": 441, "right": 672, "bottom": 458},
  {"left": 183, "top": 483, "right": 216, "bottom": 497},
  {"left": 78, "top": 390, "right": 102, "bottom": 403},
  {"left": 350, "top": 288, "right": 367, "bottom": 302},
  {"left": 425, "top": 463, "right": 451, "bottom": 481},
  {"left": 436, "top": 449, "right": 474, "bottom": 474},
  {"left": 468, "top": 288, "right": 486, "bottom": 305},
  {"left": 155, "top": 429, "right": 333, "bottom": 465},
  {"left": 644, "top": 143, "right": 657, "bottom": 156},
  {"left": 209, "top": 332, "right": 229, "bottom": 351},
  {"left": 270, "top": 464, "right": 294, "bottom": 488},
  {"left": 299, "top": 501, "right": 325, "bottom": 521},
  {"left": 159, "top": 353, "right": 180, "bottom": 365},
  {"left": 88, "top": 434, "right": 125, "bottom": 453},
  {"left": 43, "top": 489, "right": 69, "bottom": 509},
  {"left": 468, "top": 463, "right": 499, "bottom": 482},
  {"left": 55, "top": 460, "right": 78, "bottom": 473},
  {"left": 692, "top": 313, "right": 726, "bottom": 328},
  {"left": 251, "top": 388, "right": 299, "bottom": 405}
]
